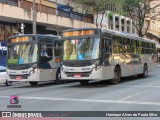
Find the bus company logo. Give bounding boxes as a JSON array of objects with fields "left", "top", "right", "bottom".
[
  {"left": 7, "top": 96, "right": 21, "bottom": 109},
  {"left": 10, "top": 96, "right": 19, "bottom": 104}
]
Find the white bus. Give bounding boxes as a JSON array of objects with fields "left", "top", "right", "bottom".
[
  {"left": 60, "top": 28, "right": 157, "bottom": 85},
  {"left": 7, "top": 34, "right": 61, "bottom": 86}
]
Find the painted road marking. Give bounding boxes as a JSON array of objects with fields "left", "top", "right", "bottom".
[
  {"left": 118, "top": 89, "right": 152, "bottom": 101},
  {"left": 0, "top": 95, "right": 160, "bottom": 106},
  {"left": 115, "top": 85, "right": 160, "bottom": 88}
]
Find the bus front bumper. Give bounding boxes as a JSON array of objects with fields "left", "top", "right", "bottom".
[
  {"left": 7, "top": 72, "right": 40, "bottom": 82},
  {"left": 60, "top": 69, "right": 105, "bottom": 80}
]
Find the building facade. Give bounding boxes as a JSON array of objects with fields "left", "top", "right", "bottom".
[
  {"left": 96, "top": 12, "right": 137, "bottom": 35},
  {"left": 0, "top": 0, "right": 95, "bottom": 66},
  {"left": 145, "top": 0, "right": 160, "bottom": 63}
]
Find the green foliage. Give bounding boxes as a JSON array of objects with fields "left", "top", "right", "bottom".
[
  {"left": 75, "top": 0, "right": 125, "bottom": 28},
  {"left": 75, "top": 0, "right": 123, "bottom": 13},
  {"left": 107, "top": 12, "right": 113, "bottom": 19},
  {"left": 123, "top": 0, "right": 160, "bottom": 37}
]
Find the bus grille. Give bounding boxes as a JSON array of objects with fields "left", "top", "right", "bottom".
[
  {"left": 65, "top": 72, "right": 91, "bottom": 77},
  {"left": 9, "top": 74, "right": 29, "bottom": 79},
  {"left": 62, "top": 60, "right": 92, "bottom": 67}
]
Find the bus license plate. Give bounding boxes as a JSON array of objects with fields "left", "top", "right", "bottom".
[
  {"left": 16, "top": 76, "right": 22, "bottom": 80},
  {"left": 74, "top": 74, "right": 81, "bottom": 78}
]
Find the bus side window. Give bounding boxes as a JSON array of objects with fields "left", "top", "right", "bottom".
[{"left": 104, "top": 38, "right": 111, "bottom": 53}]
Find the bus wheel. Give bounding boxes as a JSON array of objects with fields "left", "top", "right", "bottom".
[
  {"left": 79, "top": 81, "right": 89, "bottom": 85},
  {"left": 54, "top": 79, "right": 62, "bottom": 85},
  {"left": 29, "top": 81, "right": 38, "bottom": 86},
  {"left": 5, "top": 80, "right": 12, "bottom": 86},
  {"left": 55, "top": 68, "right": 63, "bottom": 85},
  {"left": 138, "top": 64, "right": 148, "bottom": 78},
  {"left": 110, "top": 66, "right": 121, "bottom": 84}
]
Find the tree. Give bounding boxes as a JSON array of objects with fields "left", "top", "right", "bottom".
[
  {"left": 124, "top": 0, "right": 160, "bottom": 37},
  {"left": 74, "top": 0, "right": 124, "bottom": 28}
]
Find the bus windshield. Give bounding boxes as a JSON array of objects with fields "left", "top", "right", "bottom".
[
  {"left": 7, "top": 43, "right": 38, "bottom": 64},
  {"left": 63, "top": 38, "right": 100, "bottom": 60}
]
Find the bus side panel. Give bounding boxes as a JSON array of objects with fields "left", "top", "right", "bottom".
[
  {"left": 7, "top": 69, "right": 41, "bottom": 82},
  {"left": 112, "top": 54, "right": 126, "bottom": 77},
  {"left": 139, "top": 54, "right": 157, "bottom": 73},
  {"left": 39, "top": 58, "right": 59, "bottom": 81},
  {"left": 101, "top": 66, "right": 114, "bottom": 80},
  {"left": 28, "top": 71, "right": 41, "bottom": 81},
  {"left": 134, "top": 54, "right": 143, "bottom": 75},
  {"left": 146, "top": 54, "right": 157, "bottom": 73},
  {"left": 39, "top": 69, "right": 57, "bottom": 81}
]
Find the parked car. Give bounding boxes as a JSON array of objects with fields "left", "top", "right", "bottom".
[{"left": 0, "top": 66, "right": 12, "bottom": 86}]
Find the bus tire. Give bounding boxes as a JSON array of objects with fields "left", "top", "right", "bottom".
[
  {"left": 55, "top": 68, "right": 63, "bottom": 85},
  {"left": 79, "top": 81, "right": 89, "bottom": 85},
  {"left": 138, "top": 64, "right": 148, "bottom": 78},
  {"left": 29, "top": 81, "right": 38, "bottom": 86},
  {"left": 5, "top": 80, "right": 12, "bottom": 86},
  {"left": 110, "top": 66, "right": 121, "bottom": 84}
]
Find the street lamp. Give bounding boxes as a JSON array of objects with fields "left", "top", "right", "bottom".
[{"left": 32, "top": 0, "right": 36, "bottom": 34}]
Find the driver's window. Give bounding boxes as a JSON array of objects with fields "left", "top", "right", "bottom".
[{"left": 40, "top": 44, "right": 53, "bottom": 63}]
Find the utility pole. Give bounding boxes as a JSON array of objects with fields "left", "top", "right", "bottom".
[{"left": 32, "top": 0, "right": 36, "bottom": 34}]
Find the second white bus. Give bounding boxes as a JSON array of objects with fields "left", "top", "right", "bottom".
[{"left": 60, "top": 28, "right": 157, "bottom": 85}]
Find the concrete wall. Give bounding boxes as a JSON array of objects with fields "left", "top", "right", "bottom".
[{"left": 0, "top": 3, "right": 95, "bottom": 29}]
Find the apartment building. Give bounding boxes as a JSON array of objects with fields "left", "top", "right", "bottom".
[
  {"left": 96, "top": 12, "right": 137, "bottom": 35},
  {"left": 150, "top": 0, "right": 160, "bottom": 21},
  {"left": 95, "top": 2, "right": 137, "bottom": 35},
  {"left": 0, "top": 0, "right": 95, "bottom": 41},
  {"left": 145, "top": 0, "right": 160, "bottom": 63}
]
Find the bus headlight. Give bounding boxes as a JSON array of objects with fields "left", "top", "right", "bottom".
[{"left": 34, "top": 68, "right": 38, "bottom": 72}]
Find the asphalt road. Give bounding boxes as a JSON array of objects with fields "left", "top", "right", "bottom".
[{"left": 0, "top": 66, "right": 160, "bottom": 120}]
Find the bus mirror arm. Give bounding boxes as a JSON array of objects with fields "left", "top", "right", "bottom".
[{"left": 32, "top": 64, "right": 37, "bottom": 69}]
